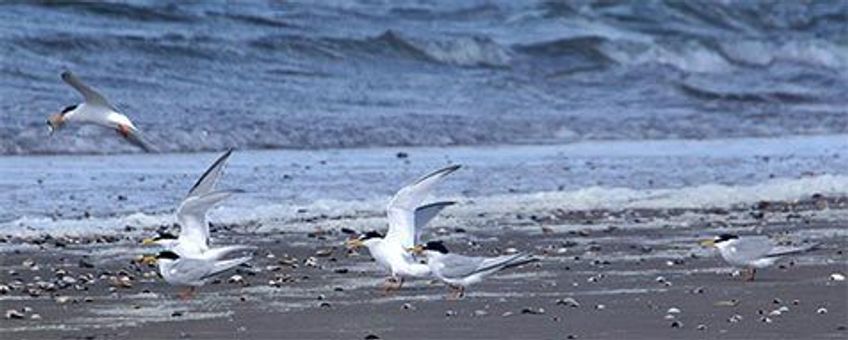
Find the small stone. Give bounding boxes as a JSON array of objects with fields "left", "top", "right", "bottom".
[
  {"left": 595, "top": 304, "right": 605, "bottom": 310},
  {"left": 664, "top": 314, "right": 675, "bottom": 320},
  {"left": 30, "top": 313, "right": 42, "bottom": 320},
  {"left": 691, "top": 287, "right": 705, "bottom": 294},
  {"left": 395, "top": 152, "right": 408, "bottom": 159},
  {"left": 696, "top": 324, "right": 707, "bottom": 331},
  {"left": 171, "top": 311, "right": 183, "bottom": 317},
  {"left": 555, "top": 297, "right": 580, "bottom": 308},
  {"left": 521, "top": 307, "right": 545, "bottom": 315},
  {"left": 5, "top": 310, "right": 24, "bottom": 319},
  {"left": 365, "top": 334, "right": 380, "bottom": 340},
  {"left": 401, "top": 303, "right": 415, "bottom": 310},
  {"left": 768, "top": 310, "right": 782, "bottom": 316},
  {"left": 319, "top": 302, "right": 331, "bottom": 308},
  {"left": 445, "top": 310, "right": 457, "bottom": 317},
  {"left": 817, "top": 307, "right": 828, "bottom": 314},
  {"left": 504, "top": 248, "right": 518, "bottom": 254},
  {"left": 473, "top": 310, "right": 488, "bottom": 317},
  {"left": 667, "top": 307, "right": 681, "bottom": 314},
  {"left": 54, "top": 296, "right": 72, "bottom": 304},
  {"left": 760, "top": 317, "right": 773, "bottom": 323},
  {"left": 728, "top": 314, "right": 743, "bottom": 323},
  {"left": 566, "top": 335, "right": 577, "bottom": 339},
  {"left": 670, "top": 321, "right": 683, "bottom": 328},
  {"left": 501, "top": 311, "right": 513, "bottom": 317},
  {"left": 655, "top": 276, "right": 666, "bottom": 283},
  {"left": 228, "top": 275, "right": 244, "bottom": 284},
  {"left": 830, "top": 273, "right": 846, "bottom": 281}
]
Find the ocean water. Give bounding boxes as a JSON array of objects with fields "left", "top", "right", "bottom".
[
  {"left": 0, "top": 0, "right": 846, "bottom": 154},
  {"left": 0, "top": 1, "right": 847, "bottom": 237}
]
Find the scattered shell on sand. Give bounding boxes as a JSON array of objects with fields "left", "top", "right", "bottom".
[
  {"left": 5, "top": 309, "right": 24, "bottom": 319},
  {"left": 521, "top": 307, "right": 545, "bottom": 315},
  {"left": 830, "top": 273, "right": 845, "bottom": 281},
  {"left": 728, "top": 314, "right": 743, "bottom": 323},
  {"left": 816, "top": 307, "right": 828, "bottom": 314},
  {"left": 595, "top": 304, "right": 606, "bottom": 310},
  {"left": 714, "top": 299, "right": 739, "bottom": 307},
  {"left": 696, "top": 324, "right": 707, "bottom": 331},
  {"left": 473, "top": 310, "right": 488, "bottom": 317},
  {"left": 501, "top": 311, "right": 514, "bottom": 317},
  {"left": 401, "top": 303, "right": 415, "bottom": 310},
  {"left": 555, "top": 297, "right": 580, "bottom": 308},
  {"left": 54, "top": 296, "right": 72, "bottom": 304},
  {"left": 670, "top": 321, "right": 683, "bottom": 328},
  {"left": 667, "top": 307, "right": 681, "bottom": 314},
  {"left": 760, "top": 316, "right": 773, "bottom": 323},
  {"left": 445, "top": 310, "right": 457, "bottom": 317},
  {"left": 228, "top": 275, "right": 245, "bottom": 284},
  {"left": 30, "top": 313, "right": 42, "bottom": 320}
]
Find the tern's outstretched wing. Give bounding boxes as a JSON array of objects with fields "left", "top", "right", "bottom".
[
  {"left": 187, "top": 149, "right": 233, "bottom": 198},
  {"left": 176, "top": 190, "right": 241, "bottom": 249},
  {"left": 61, "top": 71, "right": 116, "bottom": 110},
  {"left": 122, "top": 126, "right": 158, "bottom": 153},
  {"left": 413, "top": 201, "right": 455, "bottom": 244},
  {"left": 385, "top": 165, "right": 460, "bottom": 249}
]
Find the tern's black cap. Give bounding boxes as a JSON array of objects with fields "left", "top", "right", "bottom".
[
  {"left": 358, "top": 230, "right": 384, "bottom": 241},
  {"left": 157, "top": 250, "right": 180, "bottom": 260},
  {"left": 715, "top": 234, "right": 739, "bottom": 243}
]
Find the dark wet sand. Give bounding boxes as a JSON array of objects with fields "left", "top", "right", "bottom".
[{"left": 1, "top": 198, "right": 846, "bottom": 339}]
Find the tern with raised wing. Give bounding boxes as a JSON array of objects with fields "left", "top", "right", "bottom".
[
  {"left": 346, "top": 164, "right": 460, "bottom": 292},
  {"left": 46, "top": 71, "right": 156, "bottom": 152}
]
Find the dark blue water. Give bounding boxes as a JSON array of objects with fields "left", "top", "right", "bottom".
[{"left": 1, "top": 0, "right": 846, "bottom": 154}]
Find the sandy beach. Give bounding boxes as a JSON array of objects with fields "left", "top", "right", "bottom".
[{"left": 2, "top": 194, "right": 845, "bottom": 339}]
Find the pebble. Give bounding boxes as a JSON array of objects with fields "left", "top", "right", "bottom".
[
  {"left": 696, "top": 324, "right": 707, "bottom": 331},
  {"left": 555, "top": 297, "right": 580, "bottom": 308},
  {"left": 595, "top": 304, "right": 606, "bottom": 310},
  {"left": 365, "top": 334, "right": 380, "bottom": 340},
  {"left": 760, "top": 317, "right": 773, "bottom": 323},
  {"left": 830, "top": 273, "right": 846, "bottom": 281},
  {"left": 228, "top": 275, "right": 244, "bottom": 284},
  {"left": 0, "top": 285, "right": 10, "bottom": 294},
  {"left": 667, "top": 307, "right": 681, "bottom": 314},
  {"left": 401, "top": 303, "right": 415, "bottom": 310},
  {"left": 30, "top": 313, "right": 42, "bottom": 320},
  {"left": 501, "top": 311, "right": 513, "bottom": 317},
  {"left": 171, "top": 311, "right": 183, "bottom": 317},
  {"left": 445, "top": 310, "right": 457, "bottom": 317},
  {"left": 473, "top": 310, "right": 488, "bottom": 317},
  {"left": 54, "top": 296, "right": 72, "bottom": 304},
  {"left": 670, "top": 321, "right": 683, "bottom": 328},
  {"left": 816, "top": 307, "right": 828, "bottom": 314},
  {"left": 520, "top": 307, "right": 545, "bottom": 315},
  {"left": 728, "top": 314, "right": 743, "bottom": 323},
  {"left": 5, "top": 309, "right": 24, "bottom": 319}
]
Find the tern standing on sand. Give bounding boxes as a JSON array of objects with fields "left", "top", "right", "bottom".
[
  {"left": 410, "top": 241, "right": 537, "bottom": 299},
  {"left": 347, "top": 165, "right": 460, "bottom": 292},
  {"left": 700, "top": 233, "right": 819, "bottom": 281},
  {"left": 46, "top": 71, "right": 157, "bottom": 152},
  {"left": 155, "top": 250, "right": 251, "bottom": 300}
]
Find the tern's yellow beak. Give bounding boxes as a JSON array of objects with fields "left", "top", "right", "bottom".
[
  {"left": 407, "top": 245, "right": 424, "bottom": 255},
  {"left": 346, "top": 238, "right": 364, "bottom": 250},
  {"left": 699, "top": 239, "right": 716, "bottom": 247},
  {"left": 141, "top": 238, "right": 157, "bottom": 246}
]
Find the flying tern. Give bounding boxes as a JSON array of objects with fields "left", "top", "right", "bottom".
[{"left": 47, "top": 71, "right": 157, "bottom": 152}]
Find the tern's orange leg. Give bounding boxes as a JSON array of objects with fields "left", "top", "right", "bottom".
[{"left": 116, "top": 124, "right": 131, "bottom": 138}]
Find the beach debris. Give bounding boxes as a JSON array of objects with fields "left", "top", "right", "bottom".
[
  {"left": 319, "top": 302, "right": 331, "bottom": 308},
  {"left": 501, "top": 311, "right": 514, "bottom": 317},
  {"left": 5, "top": 309, "right": 24, "bottom": 319},
  {"left": 714, "top": 299, "right": 740, "bottom": 307},
  {"left": 728, "top": 314, "right": 743, "bottom": 323},
  {"left": 473, "top": 310, "right": 488, "bottom": 317},
  {"left": 110, "top": 275, "right": 133, "bottom": 288},
  {"left": 690, "top": 286, "right": 705, "bottom": 294},
  {"left": 504, "top": 248, "right": 518, "bottom": 255},
  {"left": 303, "top": 257, "right": 319, "bottom": 267},
  {"left": 830, "top": 273, "right": 845, "bottom": 281},
  {"left": 445, "top": 310, "right": 457, "bottom": 317},
  {"left": 792, "top": 299, "right": 801, "bottom": 305},
  {"left": 664, "top": 314, "right": 675, "bottom": 320},
  {"left": 760, "top": 317, "right": 773, "bottom": 323},
  {"left": 54, "top": 296, "right": 72, "bottom": 304},
  {"left": 816, "top": 307, "right": 828, "bottom": 314},
  {"left": 555, "top": 297, "right": 580, "bottom": 308},
  {"left": 566, "top": 335, "right": 577, "bottom": 339},
  {"left": 401, "top": 303, "right": 415, "bottom": 311},
  {"left": 365, "top": 334, "right": 381, "bottom": 340},
  {"left": 696, "top": 324, "right": 707, "bottom": 331},
  {"left": 670, "top": 321, "right": 683, "bottom": 328},
  {"left": 315, "top": 248, "right": 334, "bottom": 257},
  {"left": 171, "top": 311, "right": 183, "bottom": 317},
  {"left": 521, "top": 307, "right": 545, "bottom": 315},
  {"left": 228, "top": 274, "right": 245, "bottom": 285},
  {"left": 667, "top": 307, "right": 681, "bottom": 314},
  {"left": 0, "top": 284, "right": 9, "bottom": 294},
  {"left": 595, "top": 304, "right": 606, "bottom": 310},
  {"left": 30, "top": 313, "right": 42, "bottom": 320},
  {"left": 655, "top": 276, "right": 667, "bottom": 283}
]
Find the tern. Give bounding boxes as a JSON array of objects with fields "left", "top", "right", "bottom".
[
  {"left": 410, "top": 241, "right": 537, "bottom": 299},
  {"left": 700, "top": 233, "right": 820, "bottom": 281},
  {"left": 155, "top": 250, "right": 251, "bottom": 300},
  {"left": 346, "top": 164, "right": 461, "bottom": 292},
  {"left": 46, "top": 71, "right": 156, "bottom": 152},
  {"left": 142, "top": 149, "right": 252, "bottom": 261}
]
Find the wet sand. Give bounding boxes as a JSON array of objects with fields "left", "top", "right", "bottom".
[{"left": 1, "top": 198, "right": 846, "bottom": 339}]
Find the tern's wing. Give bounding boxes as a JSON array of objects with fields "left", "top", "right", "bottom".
[
  {"left": 201, "top": 245, "right": 257, "bottom": 261},
  {"left": 164, "top": 256, "right": 249, "bottom": 284},
  {"left": 61, "top": 71, "right": 116, "bottom": 111},
  {"left": 765, "top": 242, "right": 820, "bottom": 258},
  {"left": 729, "top": 236, "right": 774, "bottom": 260},
  {"left": 202, "top": 256, "right": 251, "bottom": 280},
  {"left": 122, "top": 125, "right": 158, "bottom": 153},
  {"left": 176, "top": 190, "right": 241, "bottom": 248},
  {"left": 187, "top": 149, "right": 233, "bottom": 198},
  {"left": 413, "top": 201, "right": 455, "bottom": 244},
  {"left": 385, "top": 165, "right": 461, "bottom": 249},
  {"left": 436, "top": 254, "right": 486, "bottom": 280}
]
